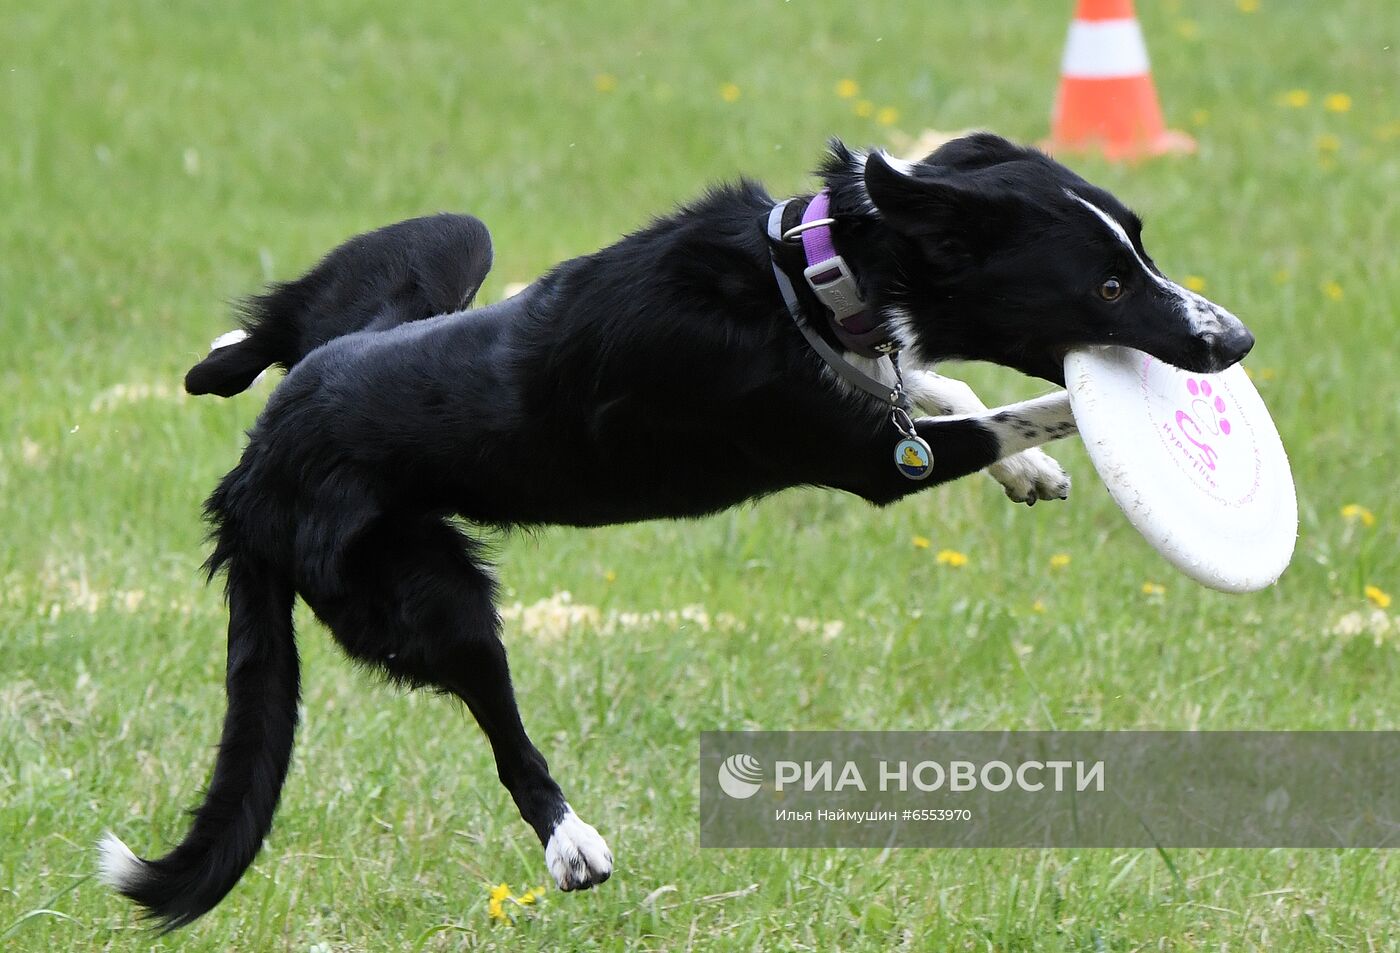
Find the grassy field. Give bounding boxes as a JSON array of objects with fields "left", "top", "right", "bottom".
[{"left": 3, "top": 0, "right": 1398, "bottom": 949}]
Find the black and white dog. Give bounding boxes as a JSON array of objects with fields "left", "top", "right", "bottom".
[{"left": 100, "top": 133, "right": 1252, "bottom": 929}]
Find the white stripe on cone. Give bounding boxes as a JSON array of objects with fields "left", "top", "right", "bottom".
[{"left": 1060, "top": 19, "right": 1151, "bottom": 79}]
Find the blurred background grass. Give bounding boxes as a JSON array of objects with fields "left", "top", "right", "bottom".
[{"left": 2, "top": 0, "right": 1398, "bottom": 949}]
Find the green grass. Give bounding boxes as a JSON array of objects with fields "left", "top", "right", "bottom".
[{"left": 3, "top": 0, "right": 1399, "bottom": 948}]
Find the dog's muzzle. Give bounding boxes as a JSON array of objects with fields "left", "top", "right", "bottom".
[{"left": 1181, "top": 288, "right": 1254, "bottom": 373}]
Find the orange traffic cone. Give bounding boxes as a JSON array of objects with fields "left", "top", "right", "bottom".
[{"left": 1047, "top": 0, "right": 1195, "bottom": 160}]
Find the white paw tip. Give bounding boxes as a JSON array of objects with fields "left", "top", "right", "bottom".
[
  {"left": 210, "top": 329, "right": 250, "bottom": 350},
  {"left": 992, "top": 451, "right": 1071, "bottom": 504},
  {"left": 544, "top": 807, "right": 613, "bottom": 891},
  {"left": 97, "top": 831, "right": 144, "bottom": 891}
]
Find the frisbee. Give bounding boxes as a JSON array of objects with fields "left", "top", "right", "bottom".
[{"left": 1064, "top": 346, "right": 1296, "bottom": 593}]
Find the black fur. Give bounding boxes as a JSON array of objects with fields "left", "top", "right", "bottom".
[
  {"left": 110, "top": 134, "right": 1252, "bottom": 928},
  {"left": 185, "top": 213, "right": 493, "bottom": 397}
]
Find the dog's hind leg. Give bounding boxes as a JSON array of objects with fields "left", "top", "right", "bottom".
[
  {"left": 302, "top": 515, "right": 612, "bottom": 893},
  {"left": 186, "top": 213, "right": 494, "bottom": 397}
]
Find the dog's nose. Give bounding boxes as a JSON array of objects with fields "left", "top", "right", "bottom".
[
  {"left": 1198, "top": 319, "right": 1254, "bottom": 372},
  {"left": 1221, "top": 323, "right": 1255, "bottom": 364}
]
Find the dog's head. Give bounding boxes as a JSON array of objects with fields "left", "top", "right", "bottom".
[{"left": 823, "top": 133, "right": 1253, "bottom": 384}]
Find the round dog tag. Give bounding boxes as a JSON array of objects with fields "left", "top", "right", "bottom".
[{"left": 895, "top": 436, "right": 934, "bottom": 480}]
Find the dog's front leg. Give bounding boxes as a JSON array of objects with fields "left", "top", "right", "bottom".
[
  {"left": 852, "top": 390, "right": 1078, "bottom": 505},
  {"left": 971, "top": 389, "right": 1079, "bottom": 457},
  {"left": 903, "top": 369, "right": 1072, "bottom": 506}
]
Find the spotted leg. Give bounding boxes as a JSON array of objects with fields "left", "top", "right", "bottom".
[{"left": 903, "top": 369, "right": 1073, "bottom": 505}]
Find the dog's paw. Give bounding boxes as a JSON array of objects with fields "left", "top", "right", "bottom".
[
  {"left": 210, "top": 328, "right": 250, "bottom": 350},
  {"left": 545, "top": 806, "right": 613, "bottom": 891},
  {"left": 987, "top": 448, "right": 1071, "bottom": 506}
]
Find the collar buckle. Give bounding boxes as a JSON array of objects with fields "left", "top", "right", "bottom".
[
  {"left": 766, "top": 199, "right": 910, "bottom": 412},
  {"left": 802, "top": 256, "right": 868, "bottom": 329}
]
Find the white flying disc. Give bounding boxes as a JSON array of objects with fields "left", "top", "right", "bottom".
[{"left": 1065, "top": 346, "right": 1296, "bottom": 593}]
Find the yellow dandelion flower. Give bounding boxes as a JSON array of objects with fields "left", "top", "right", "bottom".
[
  {"left": 1141, "top": 581, "right": 1166, "bottom": 597},
  {"left": 603, "top": 568, "right": 617, "bottom": 583},
  {"left": 1321, "top": 280, "right": 1344, "bottom": 301},
  {"left": 1341, "top": 503, "right": 1376, "bottom": 528},
  {"left": 487, "top": 882, "right": 546, "bottom": 922},
  {"left": 1237, "top": 0, "right": 1259, "bottom": 11},
  {"left": 1323, "top": 92, "right": 1352, "bottom": 113},
  {"left": 1365, "top": 585, "right": 1391, "bottom": 609},
  {"left": 1281, "top": 89, "right": 1310, "bottom": 108},
  {"left": 720, "top": 82, "right": 741, "bottom": 103},
  {"left": 1190, "top": 109, "right": 1211, "bottom": 127},
  {"left": 1184, "top": 275, "right": 1207, "bottom": 293},
  {"left": 1272, "top": 269, "right": 1291, "bottom": 285},
  {"left": 1316, "top": 132, "right": 1342, "bottom": 153},
  {"left": 1259, "top": 367, "right": 1278, "bottom": 381},
  {"left": 835, "top": 78, "right": 859, "bottom": 99},
  {"left": 1049, "top": 553, "right": 1071, "bottom": 570},
  {"left": 594, "top": 73, "right": 618, "bottom": 94},
  {"left": 488, "top": 882, "right": 511, "bottom": 922},
  {"left": 876, "top": 106, "right": 900, "bottom": 126},
  {"left": 1175, "top": 19, "right": 1200, "bottom": 40},
  {"left": 935, "top": 549, "right": 968, "bottom": 567},
  {"left": 854, "top": 99, "right": 874, "bottom": 118},
  {"left": 912, "top": 535, "right": 931, "bottom": 550},
  {"left": 1031, "top": 599, "right": 1047, "bottom": 613}
]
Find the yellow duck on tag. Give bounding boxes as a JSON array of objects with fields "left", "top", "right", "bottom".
[{"left": 894, "top": 436, "right": 933, "bottom": 480}]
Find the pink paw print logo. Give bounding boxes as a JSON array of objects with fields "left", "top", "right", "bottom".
[
  {"left": 1186, "top": 378, "right": 1231, "bottom": 437},
  {"left": 1176, "top": 378, "right": 1231, "bottom": 470}
]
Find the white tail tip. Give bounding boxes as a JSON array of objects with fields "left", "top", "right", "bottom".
[{"left": 97, "top": 831, "right": 145, "bottom": 890}]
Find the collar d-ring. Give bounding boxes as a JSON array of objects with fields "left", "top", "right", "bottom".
[{"left": 780, "top": 217, "right": 836, "bottom": 242}]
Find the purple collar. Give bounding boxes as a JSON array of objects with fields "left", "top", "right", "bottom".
[
  {"left": 789, "top": 191, "right": 897, "bottom": 358},
  {"left": 766, "top": 199, "right": 912, "bottom": 411}
]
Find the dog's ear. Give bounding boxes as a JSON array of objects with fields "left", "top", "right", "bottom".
[
  {"left": 863, "top": 151, "right": 975, "bottom": 234},
  {"left": 864, "top": 151, "right": 999, "bottom": 265},
  {"left": 923, "top": 132, "right": 1032, "bottom": 171}
]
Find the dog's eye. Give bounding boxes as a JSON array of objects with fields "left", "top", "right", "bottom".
[{"left": 1099, "top": 277, "right": 1124, "bottom": 302}]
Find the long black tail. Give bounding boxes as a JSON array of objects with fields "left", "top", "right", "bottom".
[
  {"left": 99, "top": 532, "right": 299, "bottom": 930},
  {"left": 185, "top": 212, "right": 493, "bottom": 397}
]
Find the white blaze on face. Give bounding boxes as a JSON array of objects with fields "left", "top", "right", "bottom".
[{"left": 1064, "top": 189, "right": 1241, "bottom": 340}]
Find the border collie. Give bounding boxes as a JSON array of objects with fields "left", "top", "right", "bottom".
[{"left": 100, "top": 133, "right": 1252, "bottom": 928}]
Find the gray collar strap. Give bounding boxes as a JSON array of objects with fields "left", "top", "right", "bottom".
[{"left": 766, "top": 200, "right": 910, "bottom": 410}]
